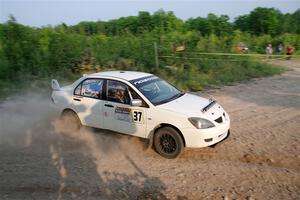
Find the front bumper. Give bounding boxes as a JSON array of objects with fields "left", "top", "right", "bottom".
[{"left": 181, "top": 121, "right": 230, "bottom": 148}]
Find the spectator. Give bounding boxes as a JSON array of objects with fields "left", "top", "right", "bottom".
[
  {"left": 277, "top": 44, "right": 283, "bottom": 54},
  {"left": 266, "top": 44, "right": 273, "bottom": 58},
  {"left": 286, "top": 45, "right": 294, "bottom": 60}
]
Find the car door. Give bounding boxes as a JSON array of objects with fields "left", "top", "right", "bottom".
[
  {"left": 72, "top": 78, "right": 105, "bottom": 128},
  {"left": 103, "top": 79, "right": 147, "bottom": 138}
]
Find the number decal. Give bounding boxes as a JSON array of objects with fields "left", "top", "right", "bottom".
[{"left": 133, "top": 111, "right": 142, "bottom": 122}]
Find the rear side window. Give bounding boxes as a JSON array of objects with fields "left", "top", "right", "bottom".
[
  {"left": 74, "top": 84, "right": 82, "bottom": 95},
  {"left": 74, "top": 79, "right": 104, "bottom": 99}
]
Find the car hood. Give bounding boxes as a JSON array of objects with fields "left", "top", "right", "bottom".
[{"left": 157, "top": 93, "right": 225, "bottom": 120}]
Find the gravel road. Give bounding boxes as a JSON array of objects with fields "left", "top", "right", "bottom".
[{"left": 0, "top": 60, "right": 299, "bottom": 200}]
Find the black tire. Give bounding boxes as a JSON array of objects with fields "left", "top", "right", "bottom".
[
  {"left": 60, "top": 110, "right": 82, "bottom": 132},
  {"left": 154, "top": 127, "right": 184, "bottom": 159}
]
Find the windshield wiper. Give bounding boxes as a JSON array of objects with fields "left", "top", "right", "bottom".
[
  {"left": 173, "top": 92, "right": 185, "bottom": 99},
  {"left": 155, "top": 92, "right": 185, "bottom": 105}
]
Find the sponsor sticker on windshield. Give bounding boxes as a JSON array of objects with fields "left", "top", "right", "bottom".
[{"left": 130, "top": 75, "right": 159, "bottom": 88}]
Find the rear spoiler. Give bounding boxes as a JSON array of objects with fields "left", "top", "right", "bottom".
[
  {"left": 51, "top": 79, "right": 61, "bottom": 91},
  {"left": 202, "top": 99, "right": 216, "bottom": 113}
]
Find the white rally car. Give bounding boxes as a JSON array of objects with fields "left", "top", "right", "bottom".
[{"left": 51, "top": 71, "right": 230, "bottom": 158}]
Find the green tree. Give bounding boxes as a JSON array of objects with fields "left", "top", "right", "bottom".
[
  {"left": 186, "top": 17, "right": 212, "bottom": 35},
  {"left": 236, "top": 7, "right": 282, "bottom": 36},
  {"left": 0, "top": 16, "right": 41, "bottom": 79},
  {"left": 47, "top": 32, "right": 86, "bottom": 75}
]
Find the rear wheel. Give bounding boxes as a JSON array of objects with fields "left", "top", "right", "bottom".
[
  {"left": 60, "top": 110, "right": 81, "bottom": 132},
  {"left": 154, "top": 127, "right": 184, "bottom": 159}
]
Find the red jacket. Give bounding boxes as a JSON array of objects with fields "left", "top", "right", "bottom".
[{"left": 287, "top": 47, "right": 294, "bottom": 54}]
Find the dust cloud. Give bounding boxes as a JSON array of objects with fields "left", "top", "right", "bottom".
[
  {"left": 0, "top": 92, "right": 160, "bottom": 199},
  {"left": 0, "top": 92, "right": 145, "bottom": 155},
  {"left": 0, "top": 93, "right": 56, "bottom": 146}
]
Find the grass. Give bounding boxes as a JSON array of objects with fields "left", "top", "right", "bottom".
[{"left": 157, "top": 58, "right": 284, "bottom": 91}]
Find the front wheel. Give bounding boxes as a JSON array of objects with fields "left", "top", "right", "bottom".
[{"left": 154, "top": 127, "right": 184, "bottom": 159}]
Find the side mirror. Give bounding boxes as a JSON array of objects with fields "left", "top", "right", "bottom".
[{"left": 131, "top": 99, "right": 142, "bottom": 107}]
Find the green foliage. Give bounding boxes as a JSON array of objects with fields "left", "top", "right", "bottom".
[
  {"left": 0, "top": 7, "right": 298, "bottom": 96},
  {"left": 47, "top": 31, "right": 86, "bottom": 75},
  {"left": 186, "top": 13, "right": 232, "bottom": 36},
  {"left": 0, "top": 19, "right": 42, "bottom": 79},
  {"left": 234, "top": 8, "right": 300, "bottom": 36}
]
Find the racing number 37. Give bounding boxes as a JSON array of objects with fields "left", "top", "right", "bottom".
[{"left": 133, "top": 110, "right": 142, "bottom": 123}]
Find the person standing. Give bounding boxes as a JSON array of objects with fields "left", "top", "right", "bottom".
[
  {"left": 286, "top": 45, "right": 294, "bottom": 60},
  {"left": 266, "top": 44, "right": 273, "bottom": 59},
  {"left": 277, "top": 44, "right": 283, "bottom": 54}
]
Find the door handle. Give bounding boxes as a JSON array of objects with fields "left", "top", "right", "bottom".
[
  {"left": 104, "top": 104, "right": 114, "bottom": 108},
  {"left": 73, "top": 98, "right": 81, "bottom": 101}
]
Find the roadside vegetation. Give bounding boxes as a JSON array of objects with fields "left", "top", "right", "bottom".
[{"left": 0, "top": 7, "right": 298, "bottom": 97}]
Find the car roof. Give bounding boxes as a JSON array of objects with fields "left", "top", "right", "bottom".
[{"left": 88, "top": 71, "right": 153, "bottom": 81}]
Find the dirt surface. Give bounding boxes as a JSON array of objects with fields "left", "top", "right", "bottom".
[{"left": 0, "top": 60, "right": 299, "bottom": 200}]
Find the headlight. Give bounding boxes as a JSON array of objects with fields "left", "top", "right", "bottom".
[{"left": 188, "top": 117, "right": 215, "bottom": 129}]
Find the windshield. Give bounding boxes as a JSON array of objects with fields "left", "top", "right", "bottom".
[{"left": 130, "top": 76, "right": 184, "bottom": 105}]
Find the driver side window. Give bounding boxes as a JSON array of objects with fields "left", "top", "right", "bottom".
[{"left": 107, "top": 80, "right": 130, "bottom": 104}]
